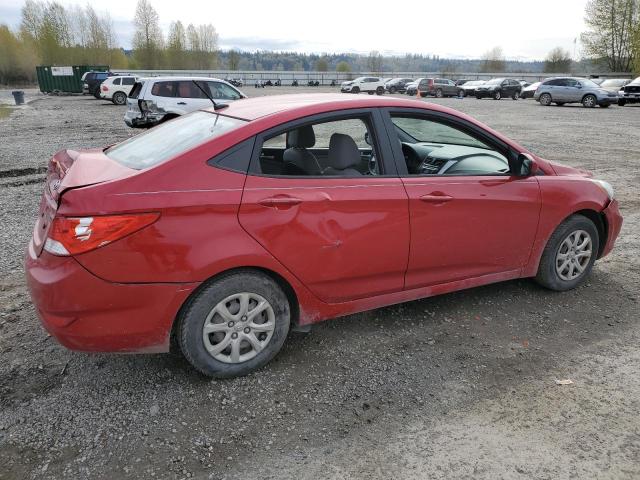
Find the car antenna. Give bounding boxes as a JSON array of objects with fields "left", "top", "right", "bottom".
[{"left": 192, "top": 80, "right": 228, "bottom": 110}]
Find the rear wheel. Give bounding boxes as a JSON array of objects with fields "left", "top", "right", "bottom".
[
  {"left": 512, "top": 91, "right": 520, "bottom": 100},
  {"left": 435, "top": 88, "right": 444, "bottom": 98},
  {"left": 493, "top": 90, "right": 501, "bottom": 100},
  {"left": 582, "top": 94, "right": 597, "bottom": 108},
  {"left": 618, "top": 99, "right": 626, "bottom": 106},
  {"left": 388, "top": 86, "right": 397, "bottom": 94},
  {"left": 539, "top": 93, "right": 552, "bottom": 106},
  {"left": 458, "top": 89, "right": 465, "bottom": 97},
  {"left": 112, "top": 91, "right": 127, "bottom": 105},
  {"left": 535, "top": 215, "right": 599, "bottom": 291},
  {"left": 376, "top": 86, "right": 384, "bottom": 95},
  {"left": 178, "top": 271, "right": 291, "bottom": 378}
]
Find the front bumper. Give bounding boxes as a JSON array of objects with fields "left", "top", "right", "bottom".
[
  {"left": 597, "top": 97, "right": 618, "bottom": 106},
  {"left": 24, "top": 242, "right": 198, "bottom": 353},
  {"left": 341, "top": 86, "right": 353, "bottom": 92},
  {"left": 474, "top": 89, "right": 497, "bottom": 98},
  {"left": 601, "top": 199, "right": 623, "bottom": 258}
]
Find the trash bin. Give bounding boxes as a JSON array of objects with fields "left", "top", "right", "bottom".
[{"left": 11, "top": 91, "right": 25, "bottom": 105}]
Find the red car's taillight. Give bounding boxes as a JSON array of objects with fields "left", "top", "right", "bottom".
[{"left": 44, "top": 213, "right": 159, "bottom": 256}]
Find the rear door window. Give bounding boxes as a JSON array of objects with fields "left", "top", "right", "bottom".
[
  {"left": 113, "top": 78, "right": 121, "bottom": 85},
  {"left": 122, "top": 77, "right": 135, "bottom": 86},
  {"left": 151, "top": 81, "right": 178, "bottom": 97}
]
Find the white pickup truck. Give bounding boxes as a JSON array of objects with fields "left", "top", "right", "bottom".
[{"left": 340, "top": 77, "right": 385, "bottom": 95}]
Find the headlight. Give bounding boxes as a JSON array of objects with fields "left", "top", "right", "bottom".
[{"left": 591, "top": 179, "right": 614, "bottom": 200}]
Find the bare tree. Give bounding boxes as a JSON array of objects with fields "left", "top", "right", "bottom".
[
  {"left": 367, "top": 50, "right": 383, "bottom": 73},
  {"left": 132, "top": 0, "right": 164, "bottom": 68},
  {"left": 481, "top": 46, "right": 506, "bottom": 72},
  {"left": 581, "top": 0, "right": 639, "bottom": 72},
  {"left": 166, "top": 21, "right": 186, "bottom": 68},
  {"left": 227, "top": 50, "right": 240, "bottom": 70},
  {"left": 544, "top": 47, "right": 573, "bottom": 73}
]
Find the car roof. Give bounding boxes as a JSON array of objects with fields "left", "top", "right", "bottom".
[
  {"left": 139, "top": 76, "right": 227, "bottom": 82},
  {"left": 211, "top": 93, "right": 463, "bottom": 122}
]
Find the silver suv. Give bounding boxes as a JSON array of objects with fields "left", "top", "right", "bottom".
[{"left": 534, "top": 77, "right": 618, "bottom": 108}]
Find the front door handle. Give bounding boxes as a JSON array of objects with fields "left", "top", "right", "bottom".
[
  {"left": 420, "top": 194, "right": 453, "bottom": 204},
  {"left": 177, "top": 101, "right": 187, "bottom": 105},
  {"left": 258, "top": 196, "right": 303, "bottom": 209}
]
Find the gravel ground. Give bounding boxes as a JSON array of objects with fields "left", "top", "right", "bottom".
[{"left": 0, "top": 87, "right": 639, "bottom": 480}]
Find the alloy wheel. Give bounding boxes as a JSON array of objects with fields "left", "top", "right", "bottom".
[
  {"left": 555, "top": 230, "right": 593, "bottom": 281},
  {"left": 202, "top": 292, "right": 276, "bottom": 364}
]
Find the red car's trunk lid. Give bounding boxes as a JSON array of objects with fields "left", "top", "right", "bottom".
[{"left": 33, "top": 148, "right": 136, "bottom": 255}]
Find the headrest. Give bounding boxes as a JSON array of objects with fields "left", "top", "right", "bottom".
[
  {"left": 286, "top": 126, "right": 315, "bottom": 148},
  {"left": 327, "top": 133, "right": 360, "bottom": 170}
]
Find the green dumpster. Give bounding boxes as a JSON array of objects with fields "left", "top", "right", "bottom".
[{"left": 36, "top": 65, "right": 110, "bottom": 94}]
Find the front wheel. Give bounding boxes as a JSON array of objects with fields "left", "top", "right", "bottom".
[
  {"left": 458, "top": 90, "right": 465, "bottom": 97},
  {"left": 388, "top": 86, "right": 397, "bottom": 94},
  {"left": 376, "top": 86, "right": 384, "bottom": 95},
  {"left": 352, "top": 86, "right": 360, "bottom": 94},
  {"left": 435, "top": 88, "right": 444, "bottom": 98},
  {"left": 178, "top": 271, "right": 291, "bottom": 378},
  {"left": 535, "top": 215, "right": 599, "bottom": 291},
  {"left": 512, "top": 91, "right": 520, "bottom": 100},
  {"left": 539, "top": 93, "right": 552, "bottom": 106},
  {"left": 582, "top": 94, "right": 597, "bottom": 108},
  {"left": 618, "top": 99, "right": 626, "bottom": 106}
]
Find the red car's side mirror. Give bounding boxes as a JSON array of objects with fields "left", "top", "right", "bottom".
[{"left": 517, "top": 153, "right": 539, "bottom": 176}]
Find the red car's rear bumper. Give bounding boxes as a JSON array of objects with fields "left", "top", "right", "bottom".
[
  {"left": 24, "top": 241, "right": 198, "bottom": 353},
  {"left": 601, "top": 199, "right": 623, "bottom": 258}
]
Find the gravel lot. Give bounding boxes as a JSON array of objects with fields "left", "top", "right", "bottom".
[{"left": 0, "top": 87, "right": 639, "bottom": 480}]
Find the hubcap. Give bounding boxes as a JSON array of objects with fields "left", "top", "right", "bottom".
[
  {"left": 555, "top": 230, "right": 592, "bottom": 281},
  {"left": 202, "top": 292, "right": 275, "bottom": 364},
  {"left": 585, "top": 96, "right": 595, "bottom": 107}
]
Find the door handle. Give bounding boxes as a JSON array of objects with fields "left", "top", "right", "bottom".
[
  {"left": 177, "top": 101, "right": 187, "bottom": 105},
  {"left": 258, "top": 196, "right": 303, "bottom": 208},
  {"left": 419, "top": 194, "right": 453, "bottom": 203}
]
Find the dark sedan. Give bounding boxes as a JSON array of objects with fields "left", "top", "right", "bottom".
[{"left": 475, "top": 78, "right": 522, "bottom": 100}]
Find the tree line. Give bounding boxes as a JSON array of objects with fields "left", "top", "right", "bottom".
[{"left": 1, "top": 0, "right": 639, "bottom": 85}]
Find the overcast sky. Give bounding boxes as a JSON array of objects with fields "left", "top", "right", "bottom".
[{"left": 0, "top": 0, "right": 589, "bottom": 60}]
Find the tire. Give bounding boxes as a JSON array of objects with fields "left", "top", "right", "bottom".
[
  {"left": 92, "top": 89, "right": 101, "bottom": 99},
  {"left": 475, "top": 95, "right": 482, "bottom": 100},
  {"left": 512, "top": 91, "right": 520, "bottom": 100},
  {"left": 493, "top": 90, "right": 501, "bottom": 100},
  {"left": 367, "top": 91, "right": 375, "bottom": 95},
  {"left": 555, "top": 102, "right": 564, "bottom": 106},
  {"left": 178, "top": 270, "right": 291, "bottom": 378},
  {"left": 352, "top": 86, "right": 360, "bottom": 94},
  {"left": 458, "top": 90, "right": 465, "bottom": 97},
  {"left": 112, "top": 91, "right": 127, "bottom": 105},
  {"left": 535, "top": 215, "right": 599, "bottom": 291},
  {"left": 376, "top": 86, "right": 384, "bottom": 95},
  {"left": 389, "top": 86, "right": 397, "bottom": 94},
  {"left": 618, "top": 99, "right": 626, "bottom": 106},
  {"left": 435, "top": 88, "right": 444, "bottom": 98},
  {"left": 582, "top": 94, "right": 597, "bottom": 108},
  {"left": 539, "top": 93, "right": 552, "bottom": 106},
  {"left": 600, "top": 103, "right": 610, "bottom": 108},
  {"left": 420, "top": 92, "right": 427, "bottom": 98}
]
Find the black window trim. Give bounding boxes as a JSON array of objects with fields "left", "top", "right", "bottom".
[
  {"left": 247, "top": 108, "right": 399, "bottom": 179},
  {"left": 379, "top": 107, "right": 520, "bottom": 177}
]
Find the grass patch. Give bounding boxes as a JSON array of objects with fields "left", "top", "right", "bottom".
[{"left": 0, "top": 106, "right": 14, "bottom": 119}]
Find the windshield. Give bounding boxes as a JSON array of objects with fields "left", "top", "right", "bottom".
[
  {"left": 600, "top": 79, "right": 625, "bottom": 87},
  {"left": 486, "top": 78, "right": 504, "bottom": 85},
  {"left": 106, "top": 111, "right": 246, "bottom": 169},
  {"left": 580, "top": 79, "right": 600, "bottom": 88}
]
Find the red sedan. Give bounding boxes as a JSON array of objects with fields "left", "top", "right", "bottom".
[{"left": 25, "top": 94, "right": 622, "bottom": 378}]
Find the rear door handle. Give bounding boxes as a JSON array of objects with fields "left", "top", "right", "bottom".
[
  {"left": 420, "top": 194, "right": 453, "bottom": 203},
  {"left": 177, "top": 101, "right": 187, "bottom": 105},
  {"left": 258, "top": 196, "right": 303, "bottom": 208}
]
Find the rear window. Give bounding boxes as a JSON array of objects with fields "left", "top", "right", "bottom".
[
  {"left": 151, "top": 81, "right": 177, "bottom": 97},
  {"left": 129, "top": 81, "right": 144, "bottom": 99},
  {"left": 106, "top": 112, "right": 247, "bottom": 169}
]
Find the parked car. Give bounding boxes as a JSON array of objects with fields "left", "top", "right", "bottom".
[
  {"left": 25, "top": 94, "right": 622, "bottom": 378},
  {"left": 225, "top": 78, "right": 243, "bottom": 87},
  {"left": 124, "top": 76, "right": 246, "bottom": 128},
  {"left": 385, "top": 78, "right": 414, "bottom": 94},
  {"left": 340, "top": 77, "right": 385, "bottom": 94},
  {"left": 458, "top": 80, "right": 485, "bottom": 97},
  {"left": 590, "top": 77, "right": 605, "bottom": 85},
  {"left": 618, "top": 76, "right": 640, "bottom": 106},
  {"left": 598, "top": 78, "right": 631, "bottom": 95},
  {"left": 100, "top": 75, "right": 138, "bottom": 105},
  {"left": 81, "top": 71, "right": 113, "bottom": 98},
  {"left": 405, "top": 79, "right": 423, "bottom": 95},
  {"left": 455, "top": 79, "right": 471, "bottom": 86},
  {"left": 534, "top": 77, "right": 618, "bottom": 108},
  {"left": 520, "top": 81, "right": 541, "bottom": 99},
  {"left": 405, "top": 78, "right": 462, "bottom": 98},
  {"left": 474, "top": 78, "right": 522, "bottom": 100}
]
